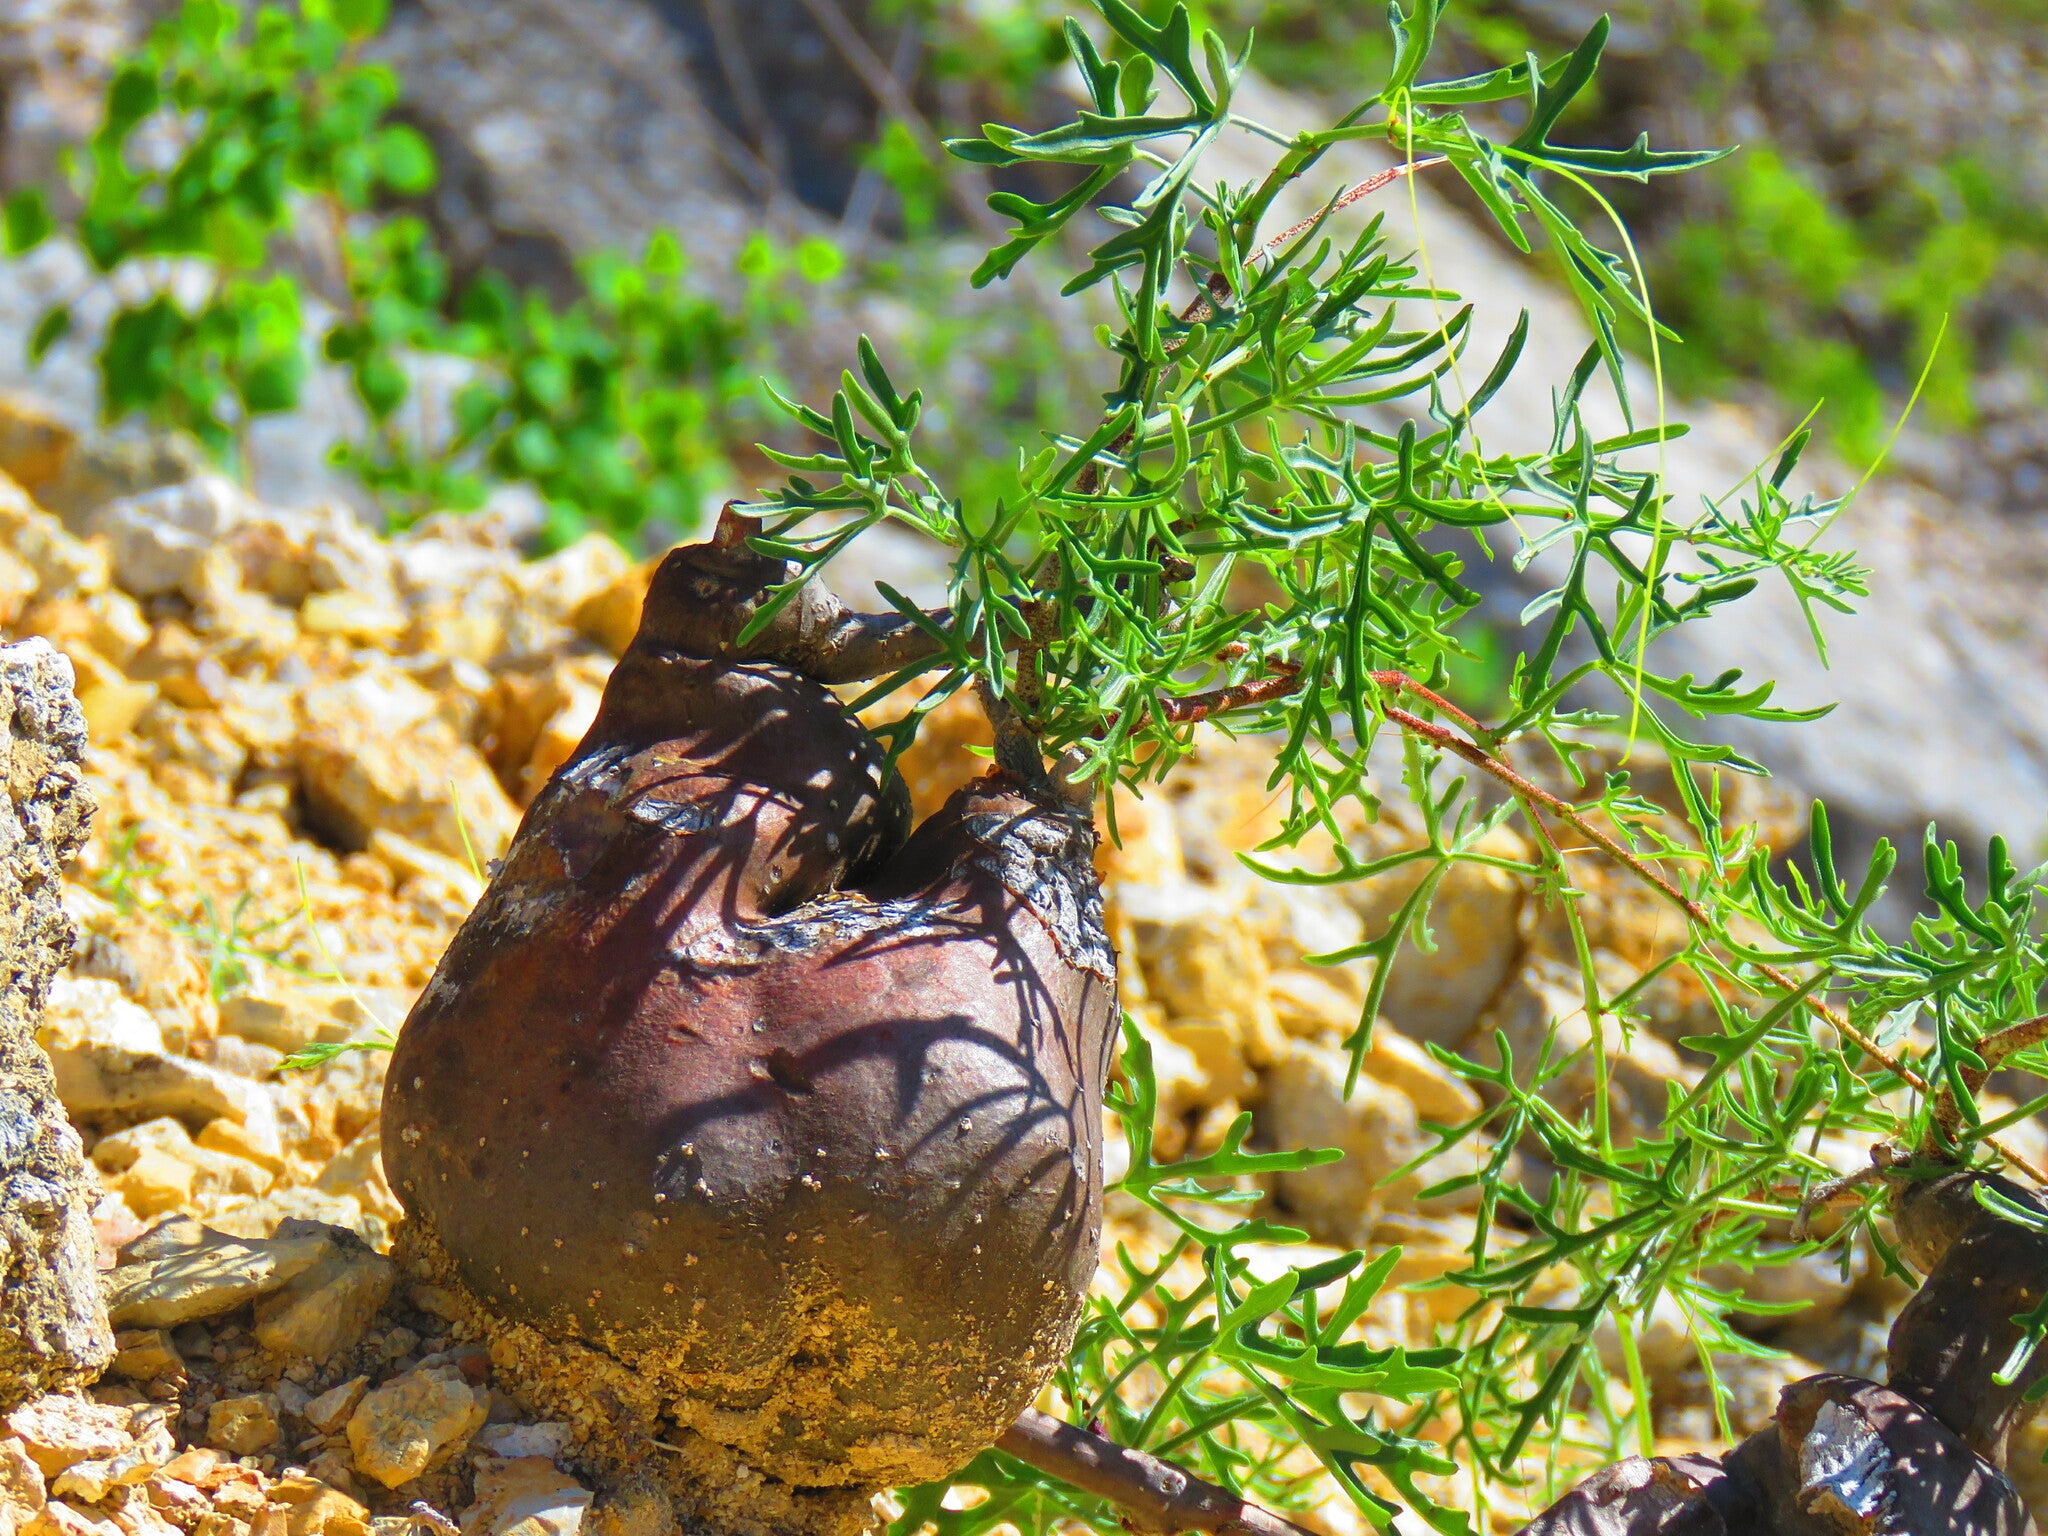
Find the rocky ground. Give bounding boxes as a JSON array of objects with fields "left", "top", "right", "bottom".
[{"left": 1, "top": 390, "right": 2046, "bottom": 1536}]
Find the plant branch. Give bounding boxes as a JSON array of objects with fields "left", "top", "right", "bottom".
[
  {"left": 1156, "top": 662, "right": 1303, "bottom": 724},
  {"left": 1135, "top": 652, "right": 2048, "bottom": 1186},
  {"left": 1149, "top": 662, "right": 1474, "bottom": 733},
  {"left": 1930, "top": 1010, "right": 2048, "bottom": 1147},
  {"left": 702, "top": 0, "right": 787, "bottom": 179},
  {"left": 1982, "top": 1012, "right": 2048, "bottom": 1067},
  {"left": 1074, "top": 158, "right": 1445, "bottom": 495},
  {"left": 841, "top": 15, "right": 925, "bottom": 243},
  {"left": 997, "top": 1408, "right": 1320, "bottom": 1536},
  {"left": 1180, "top": 158, "right": 1448, "bottom": 330},
  {"left": 800, "top": 607, "right": 956, "bottom": 683},
  {"left": 1374, "top": 698, "right": 2048, "bottom": 1186}
]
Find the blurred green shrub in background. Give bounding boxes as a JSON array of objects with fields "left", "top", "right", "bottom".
[
  {"left": 1658, "top": 148, "right": 2017, "bottom": 461},
  {"left": 2, "top": 0, "right": 839, "bottom": 549},
  {"left": 19, "top": 0, "right": 2048, "bottom": 541}
]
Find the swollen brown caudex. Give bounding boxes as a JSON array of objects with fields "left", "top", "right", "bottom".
[
  {"left": 382, "top": 511, "right": 1117, "bottom": 1532},
  {"left": 1515, "top": 1166, "right": 2048, "bottom": 1536}
]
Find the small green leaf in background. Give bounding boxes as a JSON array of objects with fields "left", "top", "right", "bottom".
[
  {"left": 374, "top": 124, "right": 435, "bottom": 194},
  {"left": 3, "top": 189, "right": 53, "bottom": 255},
  {"left": 330, "top": 0, "right": 388, "bottom": 41},
  {"left": 27, "top": 305, "right": 70, "bottom": 363},
  {"left": 796, "top": 237, "right": 845, "bottom": 285}
]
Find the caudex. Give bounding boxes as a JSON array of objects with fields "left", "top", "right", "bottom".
[
  {"left": 384, "top": 512, "right": 1122, "bottom": 1535},
  {"left": 379, "top": 511, "right": 1357, "bottom": 1536}
]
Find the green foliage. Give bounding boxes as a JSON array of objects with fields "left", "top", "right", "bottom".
[
  {"left": 1058, "top": 0, "right": 2034, "bottom": 464},
  {"left": 8, "top": 0, "right": 830, "bottom": 546},
  {"left": 755, "top": 0, "right": 1734, "bottom": 790},
  {"left": 863, "top": 121, "right": 945, "bottom": 241},
  {"left": 1655, "top": 148, "right": 2024, "bottom": 459},
  {"left": 333, "top": 227, "right": 755, "bottom": 548},
  {"left": 730, "top": 0, "right": 2048, "bottom": 1524},
  {"left": 9, "top": 0, "right": 427, "bottom": 457},
  {"left": 1646, "top": 61, "right": 2048, "bottom": 462}
]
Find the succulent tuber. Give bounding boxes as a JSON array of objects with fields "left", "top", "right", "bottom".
[
  {"left": 1515, "top": 1164, "right": 2048, "bottom": 1536},
  {"left": 382, "top": 513, "right": 1117, "bottom": 1527}
]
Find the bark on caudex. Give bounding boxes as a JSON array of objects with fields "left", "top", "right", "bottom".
[
  {"left": 0, "top": 639, "right": 115, "bottom": 1407},
  {"left": 384, "top": 512, "right": 1117, "bottom": 1535},
  {"left": 1517, "top": 1168, "right": 2048, "bottom": 1536}
]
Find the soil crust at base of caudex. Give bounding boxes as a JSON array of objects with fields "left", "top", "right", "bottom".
[{"left": 394, "top": 1217, "right": 879, "bottom": 1536}]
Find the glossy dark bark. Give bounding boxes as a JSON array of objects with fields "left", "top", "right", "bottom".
[{"left": 1518, "top": 1171, "right": 2048, "bottom": 1536}]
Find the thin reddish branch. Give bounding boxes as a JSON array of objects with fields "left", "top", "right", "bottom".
[
  {"left": 1375, "top": 701, "right": 2048, "bottom": 1185},
  {"left": 1179, "top": 159, "right": 1450, "bottom": 330},
  {"left": 1151, "top": 663, "right": 1476, "bottom": 733},
  {"left": 1138, "top": 648, "right": 2048, "bottom": 1186},
  {"left": 1157, "top": 663, "right": 1303, "bottom": 724},
  {"left": 1367, "top": 668, "right": 1484, "bottom": 735},
  {"left": 998, "top": 1408, "right": 1320, "bottom": 1536},
  {"left": 1274, "top": 157, "right": 1448, "bottom": 239},
  {"left": 1978, "top": 1012, "right": 2048, "bottom": 1069},
  {"left": 1379, "top": 702, "right": 1708, "bottom": 922},
  {"left": 1931, "top": 1011, "right": 2048, "bottom": 1147}
]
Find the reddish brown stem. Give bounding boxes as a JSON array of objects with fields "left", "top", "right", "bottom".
[
  {"left": 1982, "top": 1011, "right": 2048, "bottom": 1066},
  {"left": 1271, "top": 158, "right": 1445, "bottom": 239},
  {"left": 1156, "top": 663, "right": 1303, "bottom": 724},
  {"left": 998, "top": 1409, "right": 1320, "bottom": 1536},
  {"left": 1138, "top": 656, "right": 1842, "bottom": 1096},
  {"left": 1374, "top": 701, "right": 2048, "bottom": 1185},
  {"left": 1139, "top": 633, "right": 2048, "bottom": 1187},
  {"left": 1182, "top": 158, "right": 1450, "bottom": 332},
  {"left": 1367, "top": 668, "right": 1484, "bottom": 736},
  {"left": 1929, "top": 1010, "right": 2048, "bottom": 1146}
]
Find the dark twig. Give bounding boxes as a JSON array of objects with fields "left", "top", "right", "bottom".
[
  {"left": 788, "top": 0, "right": 1002, "bottom": 237},
  {"left": 702, "top": 0, "right": 786, "bottom": 179},
  {"left": 998, "top": 1408, "right": 1320, "bottom": 1536},
  {"left": 840, "top": 15, "right": 923, "bottom": 244},
  {"left": 1792, "top": 1168, "right": 1883, "bottom": 1242}
]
